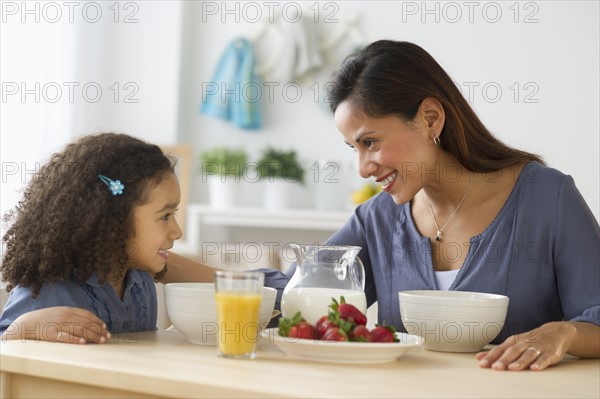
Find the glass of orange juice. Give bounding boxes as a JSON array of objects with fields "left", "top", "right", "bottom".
[{"left": 214, "top": 271, "right": 264, "bottom": 359}]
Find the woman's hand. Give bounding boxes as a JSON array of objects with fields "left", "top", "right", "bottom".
[
  {"left": 475, "top": 321, "right": 600, "bottom": 371},
  {"left": 2, "top": 307, "right": 111, "bottom": 344}
]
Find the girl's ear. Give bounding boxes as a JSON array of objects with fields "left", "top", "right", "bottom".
[{"left": 419, "top": 97, "right": 445, "bottom": 135}]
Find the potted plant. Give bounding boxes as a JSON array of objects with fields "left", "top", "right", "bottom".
[
  {"left": 257, "top": 147, "right": 305, "bottom": 209},
  {"left": 200, "top": 147, "right": 248, "bottom": 208}
]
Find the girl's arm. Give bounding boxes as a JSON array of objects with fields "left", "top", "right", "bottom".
[
  {"left": 2, "top": 307, "right": 110, "bottom": 344},
  {"left": 160, "top": 252, "right": 218, "bottom": 284}
]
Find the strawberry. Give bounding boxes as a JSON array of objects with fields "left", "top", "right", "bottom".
[
  {"left": 330, "top": 296, "right": 367, "bottom": 326},
  {"left": 288, "top": 321, "right": 317, "bottom": 340},
  {"left": 278, "top": 311, "right": 317, "bottom": 340},
  {"left": 348, "top": 325, "right": 371, "bottom": 342},
  {"left": 339, "top": 303, "right": 367, "bottom": 326},
  {"left": 369, "top": 325, "right": 399, "bottom": 343},
  {"left": 315, "top": 315, "right": 336, "bottom": 339},
  {"left": 321, "top": 325, "right": 348, "bottom": 341}
]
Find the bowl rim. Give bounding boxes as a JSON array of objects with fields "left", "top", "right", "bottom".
[
  {"left": 398, "top": 290, "right": 509, "bottom": 302},
  {"left": 165, "top": 282, "right": 214, "bottom": 291},
  {"left": 165, "top": 282, "right": 276, "bottom": 294}
]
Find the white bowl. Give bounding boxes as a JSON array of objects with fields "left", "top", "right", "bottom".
[
  {"left": 398, "top": 290, "right": 509, "bottom": 353},
  {"left": 165, "top": 282, "right": 277, "bottom": 346}
]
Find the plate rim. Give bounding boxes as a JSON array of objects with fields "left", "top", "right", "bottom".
[
  {"left": 261, "top": 328, "right": 422, "bottom": 348},
  {"left": 260, "top": 328, "right": 422, "bottom": 363}
]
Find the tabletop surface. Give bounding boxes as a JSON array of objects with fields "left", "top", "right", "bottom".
[{"left": 1, "top": 329, "right": 599, "bottom": 398}]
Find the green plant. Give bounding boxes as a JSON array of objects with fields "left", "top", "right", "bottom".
[
  {"left": 257, "top": 147, "right": 304, "bottom": 184},
  {"left": 199, "top": 146, "right": 248, "bottom": 178}
]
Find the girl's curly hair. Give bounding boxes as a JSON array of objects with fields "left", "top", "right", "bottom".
[{"left": 1, "top": 133, "right": 175, "bottom": 297}]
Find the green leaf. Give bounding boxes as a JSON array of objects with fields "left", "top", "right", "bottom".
[
  {"left": 199, "top": 147, "right": 248, "bottom": 177},
  {"left": 278, "top": 311, "right": 304, "bottom": 336},
  {"left": 256, "top": 147, "right": 304, "bottom": 184},
  {"left": 327, "top": 296, "right": 355, "bottom": 334}
]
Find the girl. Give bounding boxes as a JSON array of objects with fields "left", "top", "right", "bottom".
[{"left": 0, "top": 133, "right": 199, "bottom": 343}]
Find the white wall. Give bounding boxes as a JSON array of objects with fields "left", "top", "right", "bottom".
[
  {"left": 2, "top": 1, "right": 599, "bottom": 231},
  {"left": 177, "top": 1, "right": 599, "bottom": 219},
  {"left": 1, "top": 0, "right": 184, "bottom": 239}
]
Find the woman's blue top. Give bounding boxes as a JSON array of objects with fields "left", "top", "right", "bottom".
[{"left": 263, "top": 162, "right": 600, "bottom": 343}]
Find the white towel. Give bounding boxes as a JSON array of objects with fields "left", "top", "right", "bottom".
[
  {"left": 292, "top": 16, "right": 323, "bottom": 80},
  {"left": 254, "top": 15, "right": 323, "bottom": 83}
]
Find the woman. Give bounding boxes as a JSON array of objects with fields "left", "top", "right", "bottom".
[{"left": 265, "top": 40, "right": 600, "bottom": 371}]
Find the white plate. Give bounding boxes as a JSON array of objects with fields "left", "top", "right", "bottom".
[{"left": 260, "top": 328, "right": 422, "bottom": 364}]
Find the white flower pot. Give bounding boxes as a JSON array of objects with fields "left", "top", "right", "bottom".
[
  {"left": 263, "top": 178, "right": 298, "bottom": 209},
  {"left": 208, "top": 175, "right": 240, "bottom": 209}
]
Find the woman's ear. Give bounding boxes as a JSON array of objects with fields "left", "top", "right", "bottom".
[{"left": 419, "top": 97, "right": 445, "bottom": 135}]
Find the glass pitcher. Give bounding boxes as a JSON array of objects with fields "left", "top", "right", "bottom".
[{"left": 281, "top": 244, "right": 366, "bottom": 324}]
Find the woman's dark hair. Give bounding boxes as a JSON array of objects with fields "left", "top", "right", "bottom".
[
  {"left": 1, "top": 133, "right": 176, "bottom": 296},
  {"left": 327, "top": 40, "right": 544, "bottom": 171}
]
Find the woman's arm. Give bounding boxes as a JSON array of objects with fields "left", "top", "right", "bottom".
[
  {"left": 161, "top": 252, "right": 218, "bottom": 284},
  {"left": 566, "top": 321, "right": 600, "bottom": 357},
  {"left": 478, "top": 174, "right": 600, "bottom": 370},
  {"left": 476, "top": 320, "right": 599, "bottom": 371}
]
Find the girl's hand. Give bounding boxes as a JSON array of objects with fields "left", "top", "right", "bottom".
[
  {"left": 475, "top": 321, "right": 577, "bottom": 371},
  {"left": 2, "top": 307, "right": 111, "bottom": 344}
]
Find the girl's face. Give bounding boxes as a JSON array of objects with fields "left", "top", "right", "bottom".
[
  {"left": 334, "top": 100, "right": 440, "bottom": 205},
  {"left": 127, "top": 172, "right": 182, "bottom": 274}
]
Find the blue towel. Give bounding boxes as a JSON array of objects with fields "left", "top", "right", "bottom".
[{"left": 200, "top": 38, "right": 262, "bottom": 130}]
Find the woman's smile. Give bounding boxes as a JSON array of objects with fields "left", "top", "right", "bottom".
[{"left": 377, "top": 171, "right": 398, "bottom": 192}]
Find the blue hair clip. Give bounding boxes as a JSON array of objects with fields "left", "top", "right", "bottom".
[{"left": 98, "top": 174, "right": 125, "bottom": 196}]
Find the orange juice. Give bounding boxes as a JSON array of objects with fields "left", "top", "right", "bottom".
[{"left": 215, "top": 292, "right": 262, "bottom": 356}]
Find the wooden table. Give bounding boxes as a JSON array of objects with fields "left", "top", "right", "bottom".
[{"left": 1, "top": 330, "right": 598, "bottom": 398}]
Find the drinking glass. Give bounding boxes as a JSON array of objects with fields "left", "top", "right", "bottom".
[{"left": 214, "top": 271, "right": 264, "bottom": 359}]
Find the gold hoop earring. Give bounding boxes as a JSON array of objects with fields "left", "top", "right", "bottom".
[{"left": 433, "top": 136, "right": 441, "bottom": 146}]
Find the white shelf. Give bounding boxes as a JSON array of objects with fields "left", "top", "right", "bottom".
[
  {"left": 187, "top": 204, "right": 352, "bottom": 230},
  {"left": 173, "top": 204, "right": 353, "bottom": 255}
]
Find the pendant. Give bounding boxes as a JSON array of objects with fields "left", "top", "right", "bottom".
[{"left": 435, "top": 230, "right": 441, "bottom": 241}]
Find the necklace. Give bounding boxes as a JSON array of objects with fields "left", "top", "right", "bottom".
[{"left": 426, "top": 179, "right": 474, "bottom": 242}]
